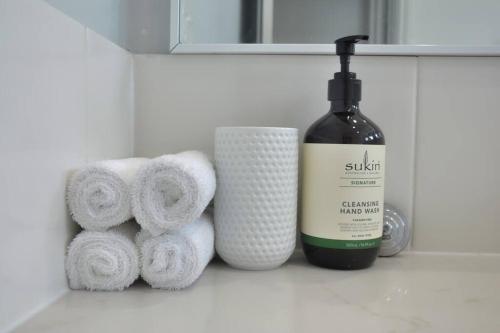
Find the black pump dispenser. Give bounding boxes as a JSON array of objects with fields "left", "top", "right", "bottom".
[{"left": 328, "top": 35, "right": 368, "bottom": 106}]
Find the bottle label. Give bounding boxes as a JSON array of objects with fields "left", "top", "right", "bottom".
[{"left": 301, "top": 144, "right": 385, "bottom": 249}]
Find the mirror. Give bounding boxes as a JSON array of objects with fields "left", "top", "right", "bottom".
[{"left": 172, "top": 0, "right": 500, "bottom": 55}]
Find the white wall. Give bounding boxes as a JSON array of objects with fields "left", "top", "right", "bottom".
[
  {"left": 44, "top": 0, "right": 171, "bottom": 53},
  {"left": 134, "top": 54, "right": 500, "bottom": 254},
  {"left": 413, "top": 57, "right": 500, "bottom": 252},
  {"left": 134, "top": 54, "right": 417, "bottom": 251},
  {"left": 44, "top": 0, "right": 129, "bottom": 49},
  {"left": 0, "top": 0, "right": 134, "bottom": 331},
  {"left": 126, "top": 0, "right": 170, "bottom": 53}
]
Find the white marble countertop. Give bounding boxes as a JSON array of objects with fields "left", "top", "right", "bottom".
[{"left": 15, "top": 252, "right": 500, "bottom": 333}]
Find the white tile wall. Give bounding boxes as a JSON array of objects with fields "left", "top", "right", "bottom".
[
  {"left": 86, "top": 29, "right": 134, "bottom": 161},
  {"left": 134, "top": 54, "right": 418, "bottom": 246},
  {"left": 0, "top": 0, "right": 134, "bottom": 331},
  {"left": 413, "top": 57, "right": 500, "bottom": 253},
  {"left": 134, "top": 54, "right": 500, "bottom": 254}
]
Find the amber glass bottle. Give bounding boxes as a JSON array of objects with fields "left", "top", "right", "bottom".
[{"left": 301, "top": 36, "right": 385, "bottom": 270}]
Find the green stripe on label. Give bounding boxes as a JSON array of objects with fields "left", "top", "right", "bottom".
[{"left": 301, "top": 233, "right": 381, "bottom": 249}]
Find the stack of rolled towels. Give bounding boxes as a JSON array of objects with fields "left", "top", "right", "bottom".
[{"left": 66, "top": 151, "right": 216, "bottom": 291}]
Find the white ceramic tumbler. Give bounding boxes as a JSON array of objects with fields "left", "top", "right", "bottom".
[{"left": 215, "top": 127, "right": 298, "bottom": 270}]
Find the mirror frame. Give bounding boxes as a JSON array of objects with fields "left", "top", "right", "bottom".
[{"left": 170, "top": 0, "right": 500, "bottom": 56}]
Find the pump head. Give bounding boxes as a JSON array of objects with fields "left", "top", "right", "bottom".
[
  {"left": 328, "top": 35, "right": 369, "bottom": 105},
  {"left": 335, "top": 35, "right": 368, "bottom": 56},
  {"left": 335, "top": 35, "right": 368, "bottom": 74}
]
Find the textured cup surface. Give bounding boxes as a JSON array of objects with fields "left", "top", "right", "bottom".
[{"left": 215, "top": 127, "right": 298, "bottom": 270}]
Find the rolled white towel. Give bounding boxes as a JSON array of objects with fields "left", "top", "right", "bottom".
[
  {"left": 66, "top": 222, "right": 140, "bottom": 291},
  {"left": 67, "top": 158, "right": 148, "bottom": 230},
  {"left": 136, "top": 213, "right": 214, "bottom": 290},
  {"left": 132, "top": 151, "right": 216, "bottom": 236}
]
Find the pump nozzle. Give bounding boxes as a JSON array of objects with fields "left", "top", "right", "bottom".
[
  {"left": 335, "top": 35, "right": 368, "bottom": 74},
  {"left": 335, "top": 35, "right": 368, "bottom": 56},
  {"left": 328, "top": 35, "right": 369, "bottom": 106}
]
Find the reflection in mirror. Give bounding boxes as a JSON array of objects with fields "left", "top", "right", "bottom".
[{"left": 180, "top": 0, "right": 500, "bottom": 46}]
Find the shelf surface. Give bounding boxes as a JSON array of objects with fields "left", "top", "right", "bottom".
[{"left": 14, "top": 252, "right": 500, "bottom": 333}]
